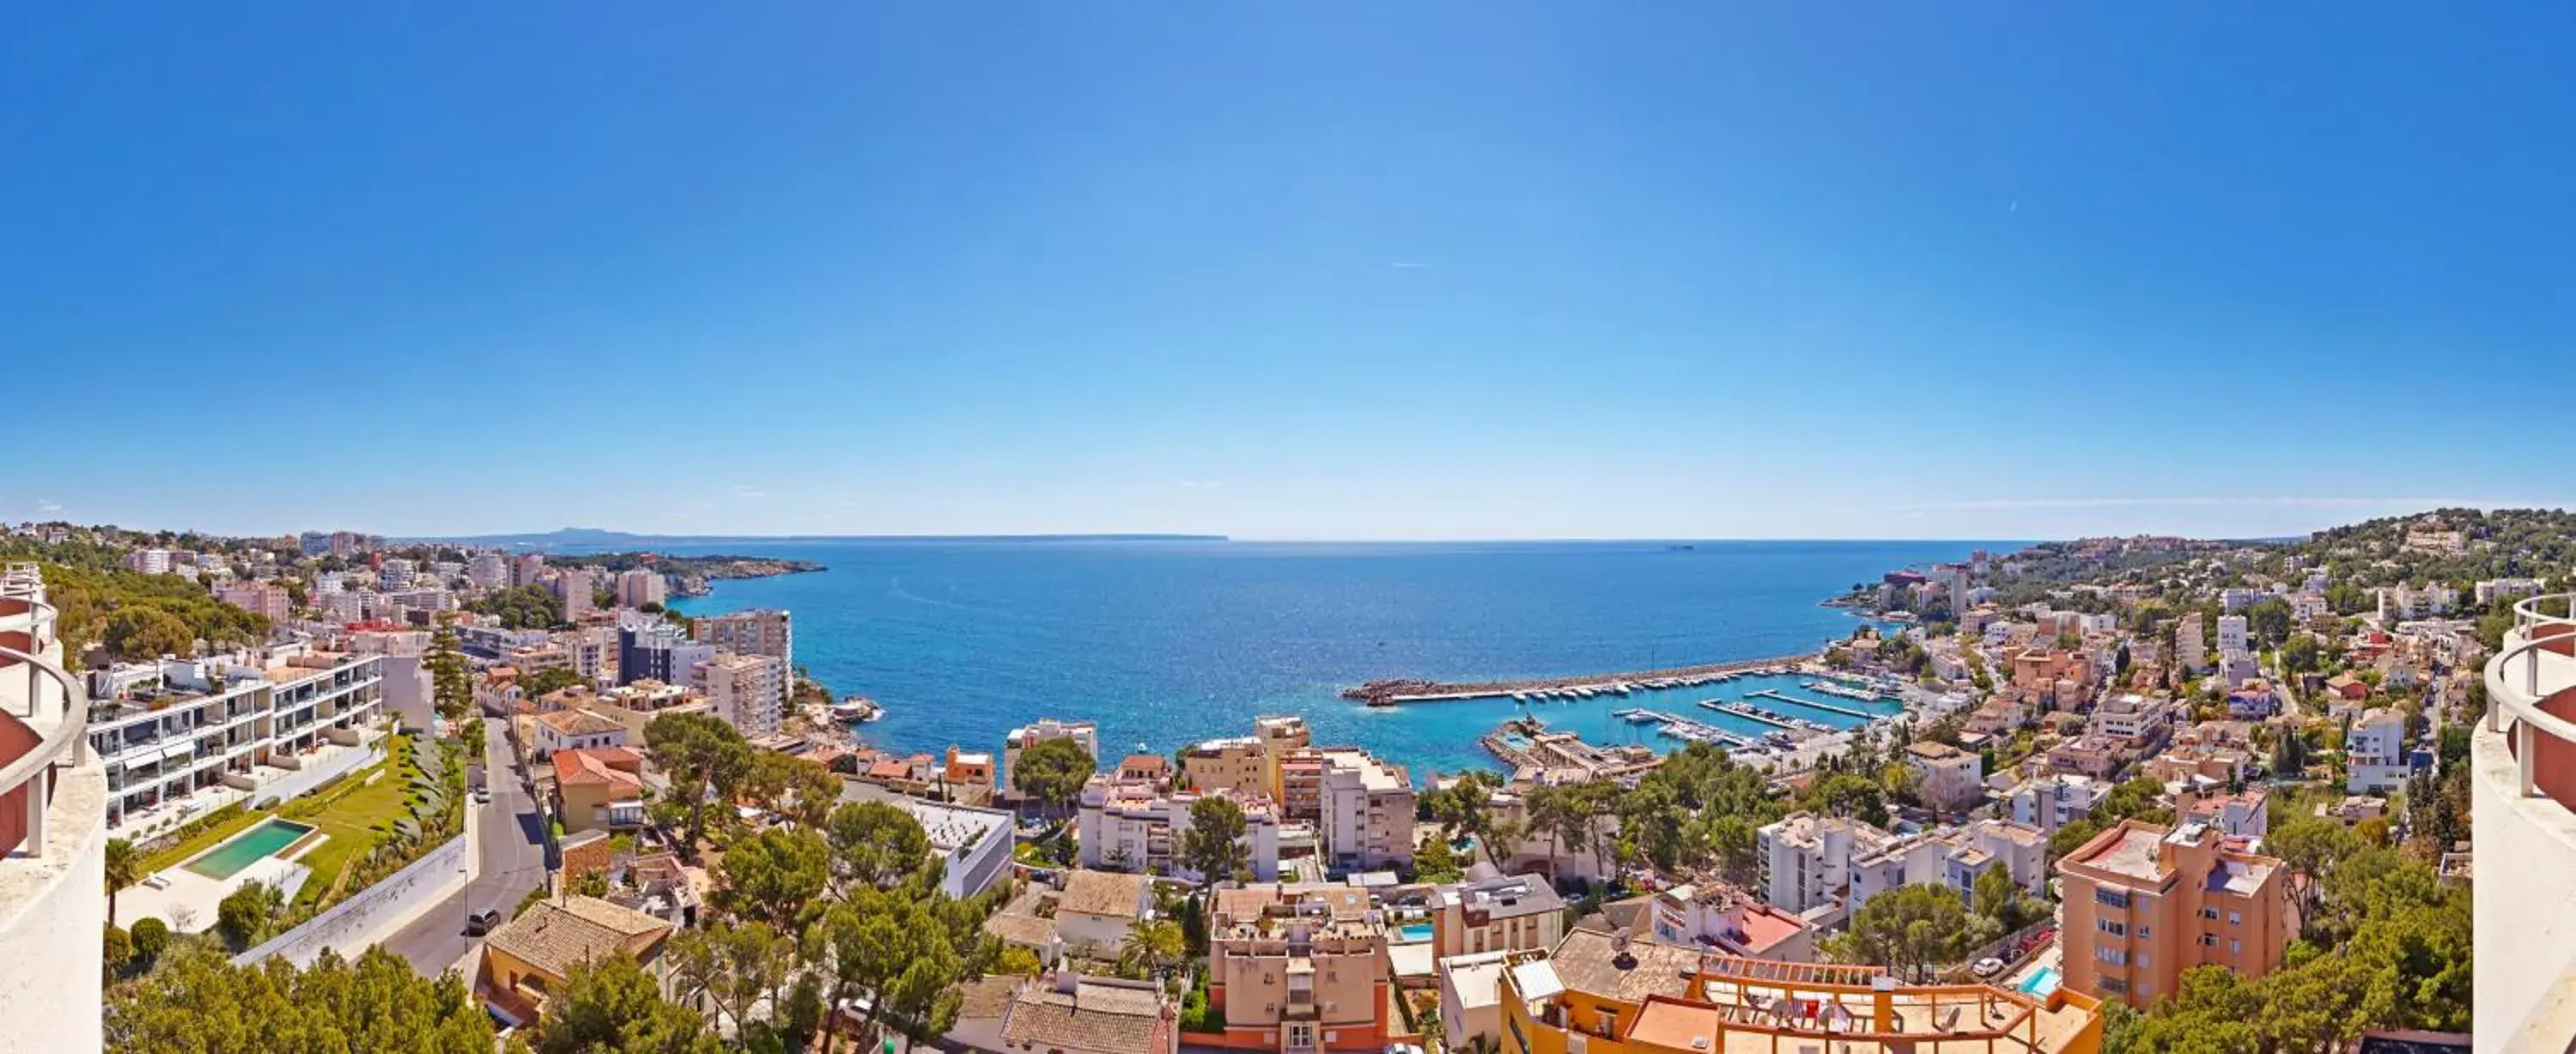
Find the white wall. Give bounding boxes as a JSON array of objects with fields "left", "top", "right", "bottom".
[
  {"left": 2472, "top": 718, "right": 2576, "bottom": 1054},
  {"left": 0, "top": 764, "right": 106, "bottom": 1054}
]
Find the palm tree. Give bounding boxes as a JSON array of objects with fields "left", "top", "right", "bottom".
[
  {"left": 1120, "top": 919, "right": 1187, "bottom": 982},
  {"left": 104, "top": 838, "right": 139, "bottom": 926}
]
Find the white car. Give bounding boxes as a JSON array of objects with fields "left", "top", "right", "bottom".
[{"left": 1971, "top": 957, "right": 2006, "bottom": 978}]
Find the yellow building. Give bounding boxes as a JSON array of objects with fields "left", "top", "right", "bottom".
[
  {"left": 1500, "top": 926, "right": 2103, "bottom": 1054},
  {"left": 1184, "top": 736, "right": 1270, "bottom": 797},
  {"left": 479, "top": 894, "right": 673, "bottom": 1027}
]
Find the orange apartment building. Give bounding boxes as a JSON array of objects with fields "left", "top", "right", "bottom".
[
  {"left": 1202, "top": 884, "right": 1392, "bottom": 1052},
  {"left": 1499, "top": 925, "right": 2105, "bottom": 1054},
  {"left": 2055, "top": 819, "right": 2292, "bottom": 1009}
]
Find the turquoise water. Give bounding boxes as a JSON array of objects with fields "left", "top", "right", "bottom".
[
  {"left": 183, "top": 818, "right": 315, "bottom": 879},
  {"left": 660, "top": 539, "right": 1993, "bottom": 775},
  {"left": 1397, "top": 923, "right": 1434, "bottom": 943},
  {"left": 2017, "top": 965, "right": 2062, "bottom": 996}
]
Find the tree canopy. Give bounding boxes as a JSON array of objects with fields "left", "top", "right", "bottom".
[
  {"left": 106, "top": 946, "right": 496, "bottom": 1053},
  {"left": 1179, "top": 794, "right": 1249, "bottom": 884},
  {"left": 1010, "top": 737, "right": 1097, "bottom": 814}
]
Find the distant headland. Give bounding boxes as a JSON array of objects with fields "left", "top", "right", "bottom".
[{"left": 397, "top": 526, "right": 1230, "bottom": 548}]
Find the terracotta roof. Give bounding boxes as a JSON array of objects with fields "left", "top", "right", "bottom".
[
  {"left": 552, "top": 748, "right": 645, "bottom": 792},
  {"left": 535, "top": 708, "right": 625, "bottom": 737},
  {"left": 956, "top": 974, "right": 1022, "bottom": 1023},
  {"left": 485, "top": 896, "right": 670, "bottom": 981},
  {"left": 984, "top": 911, "right": 1058, "bottom": 948},
  {"left": 999, "top": 979, "right": 1169, "bottom": 1054},
  {"left": 1546, "top": 925, "right": 1700, "bottom": 1005},
  {"left": 1058, "top": 869, "right": 1151, "bottom": 920}
]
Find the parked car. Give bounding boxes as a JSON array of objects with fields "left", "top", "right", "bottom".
[
  {"left": 465, "top": 909, "right": 501, "bottom": 936},
  {"left": 1972, "top": 957, "right": 2006, "bottom": 978}
]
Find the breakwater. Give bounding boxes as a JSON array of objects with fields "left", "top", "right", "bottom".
[{"left": 1342, "top": 652, "right": 1817, "bottom": 706}]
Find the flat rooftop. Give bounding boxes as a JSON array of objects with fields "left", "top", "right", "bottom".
[{"left": 2074, "top": 825, "right": 2166, "bottom": 882}]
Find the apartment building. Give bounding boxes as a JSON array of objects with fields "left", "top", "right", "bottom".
[
  {"left": 690, "top": 607, "right": 791, "bottom": 666},
  {"left": 1757, "top": 812, "right": 1869, "bottom": 913},
  {"left": 2008, "top": 773, "right": 2108, "bottom": 835},
  {"left": 699, "top": 651, "right": 786, "bottom": 739},
  {"left": 125, "top": 548, "right": 173, "bottom": 574},
  {"left": 2346, "top": 706, "right": 2412, "bottom": 793},
  {"left": 1077, "top": 773, "right": 1282, "bottom": 881},
  {"left": 1500, "top": 926, "right": 2105, "bottom": 1054},
  {"left": 614, "top": 568, "right": 666, "bottom": 609},
  {"left": 2094, "top": 693, "right": 2177, "bottom": 748},
  {"left": 1903, "top": 741, "right": 1985, "bottom": 809},
  {"left": 2476, "top": 577, "right": 2546, "bottom": 605},
  {"left": 511, "top": 553, "right": 548, "bottom": 588},
  {"left": 466, "top": 550, "right": 508, "bottom": 588},
  {"left": 2056, "top": 820, "right": 2290, "bottom": 1009},
  {"left": 1206, "top": 884, "right": 1391, "bottom": 1053},
  {"left": 350, "top": 628, "right": 435, "bottom": 731},
  {"left": 216, "top": 580, "right": 293, "bottom": 623},
  {"left": 378, "top": 558, "right": 416, "bottom": 591},
  {"left": 2379, "top": 584, "right": 2458, "bottom": 622},
  {"left": 617, "top": 616, "right": 715, "bottom": 688},
  {"left": 2174, "top": 614, "right": 2207, "bottom": 675},
  {"left": 1182, "top": 736, "right": 1267, "bottom": 797},
  {"left": 1309, "top": 748, "right": 1415, "bottom": 869},
  {"left": 1004, "top": 717, "right": 1100, "bottom": 788},
  {"left": 554, "top": 566, "right": 595, "bottom": 621},
  {"left": 1253, "top": 714, "right": 1311, "bottom": 803},
  {"left": 85, "top": 650, "right": 386, "bottom": 833},
  {"left": 1431, "top": 870, "right": 1567, "bottom": 958},
  {"left": 895, "top": 796, "right": 1014, "bottom": 899}
]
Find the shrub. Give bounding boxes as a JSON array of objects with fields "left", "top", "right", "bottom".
[{"left": 129, "top": 918, "right": 172, "bottom": 971}]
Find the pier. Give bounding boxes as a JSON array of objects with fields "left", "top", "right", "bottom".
[
  {"left": 1747, "top": 688, "right": 1879, "bottom": 722},
  {"left": 1701, "top": 699, "right": 1806, "bottom": 732},
  {"left": 1345, "top": 651, "right": 1816, "bottom": 706}
]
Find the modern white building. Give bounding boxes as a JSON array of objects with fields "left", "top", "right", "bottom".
[
  {"left": 1003, "top": 717, "right": 1100, "bottom": 788},
  {"left": 377, "top": 557, "right": 415, "bottom": 591},
  {"left": 2478, "top": 578, "right": 2547, "bottom": 606},
  {"left": 0, "top": 563, "right": 109, "bottom": 1053},
  {"left": 1312, "top": 747, "right": 1416, "bottom": 869},
  {"left": 895, "top": 797, "right": 1014, "bottom": 899},
  {"left": 2473, "top": 591, "right": 2576, "bottom": 1051},
  {"left": 1076, "top": 774, "right": 1281, "bottom": 881},
  {"left": 2007, "top": 772, "right": 2107, "bottom": 834},
  {"left": 2215, "top": 615, "right": 2250, "bottom": 655},
  {"left": 85, "top": 650, "right": 388, "bottom": 833},
  {"left": 2345, "top": 706, "right": 2410, "bottom": 794},
  {"left": 466, "top": 551, "right": 509, "bottom": 588}
]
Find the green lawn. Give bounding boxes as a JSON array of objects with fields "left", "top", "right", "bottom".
[{"left": 279, "top": 754, "right": 422, "bottom": 909}]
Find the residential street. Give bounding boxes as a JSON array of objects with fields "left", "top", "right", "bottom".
[{"left": 385, "top": 716, "right": 551, "bottom": 977}]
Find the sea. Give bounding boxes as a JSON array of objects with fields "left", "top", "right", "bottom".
[{"left": 650, "top": 539, "right": 2002, "bottom": 777}]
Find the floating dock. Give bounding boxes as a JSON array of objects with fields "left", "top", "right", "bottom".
[
  {"left": 1345, "top": 652, "right": 1816, "bottom": 706},
  {"left": 1747, "top": 688, "right": 1878, "bottom": 721}
]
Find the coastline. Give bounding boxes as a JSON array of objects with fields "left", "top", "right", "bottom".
[{"left": 1343, "top": 651, "right": 1821, "bottom": 705}]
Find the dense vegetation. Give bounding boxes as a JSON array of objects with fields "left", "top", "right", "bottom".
[
  {"left": 470, "top": 585, "right": 564, "bottom": 629},
  {"left": 36, "top": 563, "right": 268, "bottom": 664},
  {"left": 106, "top": 946, "right": 498, "bottom": 1052}
]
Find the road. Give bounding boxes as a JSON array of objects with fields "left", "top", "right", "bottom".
[{"left": 384, "top": 716, "right": 551, "bottom": 977}]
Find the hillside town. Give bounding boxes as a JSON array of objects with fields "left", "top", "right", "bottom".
[{"left": 2, "top": 511, "right": 2531, "bottom": 1052}]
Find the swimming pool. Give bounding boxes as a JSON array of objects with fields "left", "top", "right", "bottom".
[
  {"left": 2015, "top": 964, "right": 2061, "bottom": 997},
  {"left": 1397, "top": 924, "right": 1434, "bottom": 943},
  {"left": 183, "top": 818, "right": 316, "bottom": 880}
]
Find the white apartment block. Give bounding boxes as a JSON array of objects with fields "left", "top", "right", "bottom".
[
  {"left": 1076, "top": 775, "right": 1281, "bottom": 881},
  {"left": 2008, "top": 773, "right": 2108, "bottom": 834},
  {"left": 2096, "top": 693, "right": 2178, "bottom": 745},
  {"left": 2219, "top": 589, "right": 2261, "bottom": 614},
  {"left": 1314, "top": 748, "right": 1415, "bottom": 869},
  {"left": 125, "top": 549, "right": 173, "bottom": 574},
  {"left": 1758, "top": 813, "right": 1869, "bottom": 913},
  {"left": 466, "top": 551, "right": 509, "bottom": 588},
  {"left": 2346, "top": 706, "right": 2410, "bottom": 794},
  {"left": 377, "top": 558, "right": 415, "bottom": 591},
  {"left": 698, "top": 652, "right": 786, "bottom": 739},
  {"left": 1902, "top": 742, "right": 1984, "bottom": 809},
  {"left": 2215, "top": 615, "right": 2249, "bottom": 654},
  {"left": 86, "top": 651, "right": 388, "bottom": 833},
  {"left": 889, "top": 796, "right": 1014, "bottom": 899},
  {"left": 1004, "top": 718, "right": 1100, "bottom": 787},
  {"left": 2476, "top": 578, "right": 2546, "bottom": 606},
  {"left": 2379, "top": 585, "right": 2459, "bottom": 622},
  {"left": 511, "top": 553, "right": 548, "bottom": 588}
]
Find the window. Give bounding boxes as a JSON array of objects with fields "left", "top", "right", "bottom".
[
  {"left": 2099, "top": 977, "right": 2128, "bottom": 995},
  {"left": 2093, "top": 888, "right": 2130, "bottom": 909},
  {"left": 2199, "top": 934, "right": 2217, "bottom": 948},
  {"left": 2228, "top": 912, "right": 2242, "bottom": 926},
  {"left": 1594, "top": 1009, "right": 1618, "bottom": 1036},
  {"left": 2200, "top": 907, "right": 2219, "bottom": 920},
  {"left": 2094, "top": 948, "right": 2126, "bottom": 966},
  {"left": 2229, "top": 939, "right": 2242, "bottom": 954},
  {"left": 2096, "top": 919, "right": 2126, "bottom": 936}
]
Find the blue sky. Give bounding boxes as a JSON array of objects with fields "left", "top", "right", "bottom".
[{"left": 3, "top": 4, "right": 2570, "bottom": 541}]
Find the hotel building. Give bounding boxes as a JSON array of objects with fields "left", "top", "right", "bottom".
[
  {"left": 1077, "top": 772, "right": 1282, "bottom": 881},
  {"left": 1207, "top": 884, "right": 1392, "bottom": 1053},
  {"left": 2053, "top": 819, "right": 2290, "bottom": 1009}
]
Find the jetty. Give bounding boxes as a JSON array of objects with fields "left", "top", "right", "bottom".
[
  {"left": 1803, "top": 680, "right": 1887, "bottom": 703},
  {"left": 1480, "top": 717, "right": 1664, "bottom": 783},
  {"left": 1747, "top": 688, "right": 1877, "bottom": 722},
  {"left": 1344, "top": 651, "right": 1816, "bottom": 706}
]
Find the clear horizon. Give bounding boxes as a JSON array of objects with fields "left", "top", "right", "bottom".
[{"left": 6, "top": 6, "right": 2570, "bottom": 541}]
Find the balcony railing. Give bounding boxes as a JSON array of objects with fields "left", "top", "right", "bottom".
[
  {"left": 0, "top": 591, "right": 93, "bottom": 861},
  {"left": 2487, "top": 594, "right": 2576, "bottom": 803}
]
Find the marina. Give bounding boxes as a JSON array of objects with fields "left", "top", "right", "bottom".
[
  {"left": 1344, "top": 653, "right": 1814, "bottom": 706},
  {"left": 1746, "top": 688, "right": 1880, "bottom": 722}
]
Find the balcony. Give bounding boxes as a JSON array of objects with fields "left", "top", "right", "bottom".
[
  {"left": 2475, "top": 594, "right": 2576, "bottom": 1054},
  {"left": 0, "top": 571, "right": 109, "bottom": 1051}
]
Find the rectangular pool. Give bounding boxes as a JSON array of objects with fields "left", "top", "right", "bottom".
[
  {"left": 1396, "top": 923, "right": 1434, "bottom": 943},
  {"left": 183, "top": 818, "right": 316, "bottom": 880},
  {"left": 2015, "top": 964, "right": 2061, "bottom": 997}
]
